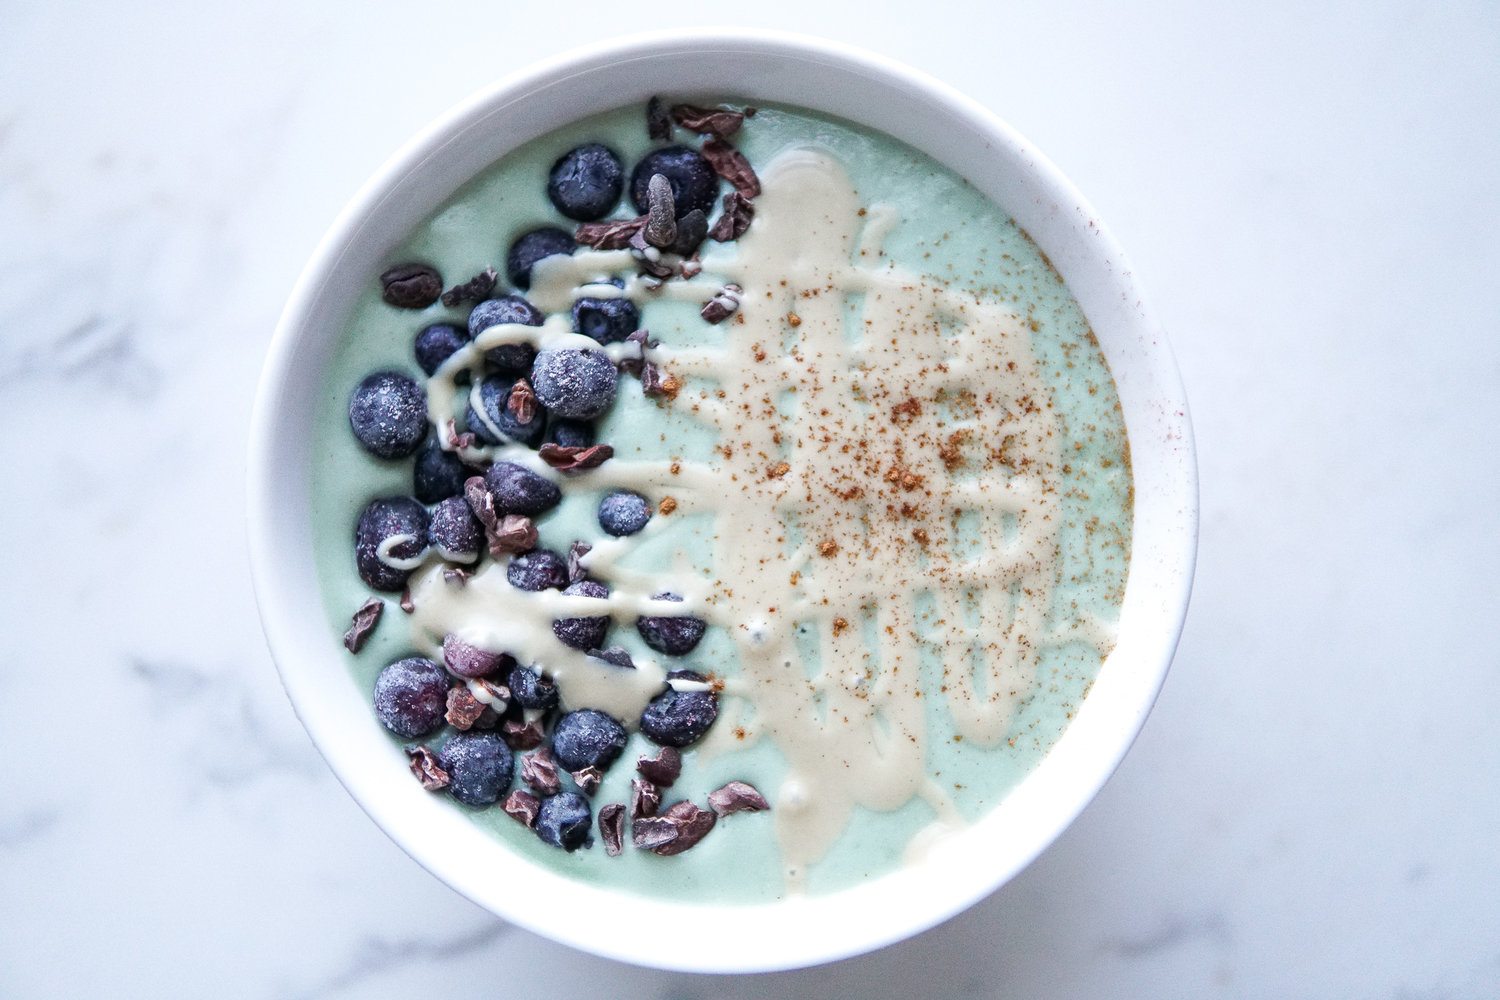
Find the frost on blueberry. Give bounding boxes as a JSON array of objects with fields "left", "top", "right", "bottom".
[
  {"left": 484, "top": 461, "right": 561, "bottom": 516},
  {"left": 530, "top": 346, "right": 618, "bottom": 420},
  {"left": 551, "top": 709, "right": 627, "bottom": 773},
  {"left": 429, "top": 496, "right": 482, "bottom": 563},
  {"left": 373, "top": 657, "right": 450, "bottom": 739},
  {"left": 437, "top": 730, "right": 514, "bottom": 807},
  {"left": 552, "top": 580, "right": 610, "bottom": 650},
  {"left": 414, "top": 323, "right": 470, "bottom": 376},
  {"left": 598, "top": 491, "right": 651, "bottom": 536},
  {"left": 465, "top": 374, "right": 547, "bottom": 447},
  {"left": 507, "top": 548, "right": 568, "bottom": 592},
  {"left": 413, "top": 437, "right": 470, "bottom": 504},
  {"left": 536, "top": 791, "right": 593, "bottom": 850},
  {"left": 630, "top": 146, "right": 719, "bottom": 218},
  {"left": 468, "top": 295, "right": 542, "bottom": 373},
  {"left": 571, "top": 296, "right": 639, "bottom": 345},
  {"left": 508, "top": 664, "right": 559, "bottom": 712},
  {"left": 349, "top": 370, "right": 427, "bottom": 459}
]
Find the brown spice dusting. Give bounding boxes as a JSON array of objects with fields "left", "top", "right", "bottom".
[
  {"left": 641, "top": 362, "right": 682, "bottom": 398},
  {"left": 890, "top": 397, "right": 921, "bottom": 422},
  {"left": 503, "top": 789, "right": 541, "bottom": 828},
  {"left": 787, "top": 312, "right": 802, "bottom": 327},
  {"left": 832, "top": 616, "right": 850, "bottom": 635},
  {"left": 751, "top": 343, "right": 767, "bottom": 362},
  {"left": 342, "top": 598, "right": 383, "bottom": 653},
  {"left": 707, "top": 780, "right": 770, "bottom": 817},
  {"left": 818, "top": 539, "right": 839, "bottom": 557},
  {"left": 912, "top": 528, "right": 931, "bottom": 546},
  {"left": 406, "top": 747, "right": 449, "bottom": 791},
  {"left": 767, "top": 461, "right": 790, "bottom": 479},
  {"left": 657, "top": 496, "right": 678, "bottom": 515},
  {"left": 599, "top": 802, "right": 626, "bottom": 856}
]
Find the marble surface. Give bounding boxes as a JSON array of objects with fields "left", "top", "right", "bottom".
[{"left": 3, "top": 1, "right": 1497, "bottom": 996}]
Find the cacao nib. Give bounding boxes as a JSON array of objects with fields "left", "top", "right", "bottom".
[
  {"left": 636, "top": 745, "right": 682, "bottom": 786},
  {"left": 708, "top": 780, "right": 770, "bottom": 817},
  {"left": 521, "top": 748, "right": 562, "bottom": 796},
  {"left": 567, "top": 540, "right": 592, "bottom": 584},
  {"left": 646, "top": 96, "right": 672, "bottom": 141},
  {"left": 503, "top": 789, "right": 541, "bottom": 828},
  {"left": 342, "top": 597, "right": 384, "bottom": 653},
  {"left": 445, "top": 686, "right": 486, "bottom": 730},
  {"left": 700, "top": 138, "right": 760, "bottom": 197},
  {"left": 507, "top": 378, "right": 537, "bottom": 423},
  {"left": 599, "top": 802, "right": 626, "bottom": 857},
  {"left": 407, "top": 747, "right": 450, "bottom": 791},
  {"left": 570, "top": 766, "right": 603, "bottom": 796},
  {"left": 440, "top": 266, "right": 498, "bottom": 307},
  {"left": 708, "top": 191, "right": 755, "bottom": 242},
  {"left": 669, "top": 103, "right": 744, "bottom": 139},
  {"left": 539, "top": 443, "right": 614, "bottom": 471},
  {"left": 502, "top": 718, "right": 546, "bottom": 751},
  {"left": 630, "top": 776, "right": 661, "bottom": 819},
  {"left": 576, "top": 216, "right": 646, "bottom": 250},
  {"left": 700, "top": 283, "right": 742, "bottom": 324}
]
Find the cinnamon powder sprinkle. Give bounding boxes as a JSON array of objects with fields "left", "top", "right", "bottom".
[
  {"left": 832, "top": 617, "right": 850, "bottom": 635},
  {"left": 658, "top": 496, "right": 678, "bottom": 515},
  {"left": 818, "top": 540, "right": 839, "bottom": 557}
]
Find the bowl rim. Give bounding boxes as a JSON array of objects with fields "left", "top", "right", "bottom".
[{"left": 248, "top": 27, "right": 1198, "bottom": 973}]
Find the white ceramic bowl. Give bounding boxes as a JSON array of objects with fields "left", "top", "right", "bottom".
[{"left": 249, "top": 29, "right": 1197, "bottom": 973}]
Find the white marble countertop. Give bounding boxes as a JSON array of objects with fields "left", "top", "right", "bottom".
[{"left": 3, "top": 2, "right": 1497, "bottom": 996}]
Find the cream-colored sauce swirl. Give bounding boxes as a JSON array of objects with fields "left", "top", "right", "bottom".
[{"left": 408, "top": 149, "right": 1101, "bottom": 887}]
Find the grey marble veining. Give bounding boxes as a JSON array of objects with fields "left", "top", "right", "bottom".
[{"left": 2, "top": 0, "right": 1498, "bottom": 997}]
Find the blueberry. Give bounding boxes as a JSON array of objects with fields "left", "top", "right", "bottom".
[
  {"left": 530, "top": 346, "right": 618, "bottom": 420},
  {"left": 508, "top": 664, "right": 559, "bottom": 712},
  {"left": 414, "top": 323, "right": 470, "bottom": 376},
  {"left": 483, "top": 461, "right": 561, "bottom": 516},
  {"left": 464, "top": 374, "right": 547, "bottom": 447},
  {"left": 551, "top": 709, "right": 628, "bottom": 772},
  {"left": 589, "top": 645, "right": 635, "bottom": 669},
  {"left": 373, "top": 657, "right": 450, "bottom": 738},
  {"left": 630, "top": 146, "right": 719, "bottom": 217},
  {"left": 349, "top": 371, "right": 427, "bottom": 459},
  {"left": 639, "top": 670, "right": 719, "bottom": 748},
  {"left": 429, "top": 496, "right": 482, "bottom": 563},
  {"left": 598, "top": 491, "right": 650, "bottom": 536},
  {"left": 547, "top": 143, "right": 625, "bottom": 222},
  {"left": 355, "top": 496, "right": 428, "bottom": 592},
  {"left": 413, "top": 438, "right": 470, "bottom": 504},
  {"left": 536, "top": 791, "right": 592, "bottom": 850},
  {"left": 636, "top": 592, "right": 707, "bottom": 655},
  {"left": 571, "top": 296, "right": 639, "bottom": 345},
  {"left": 437, "top": 730, "right": 514, "bottom": 807},
  {"left": 507, "top": 548, "right": 568, "bottom": 592},
  {"left": 547, "top": 419, "right": 595, "bottom": 449},
  {"left": 553, "top": 580, "right": 610, "bottom": 650},
  {"left": 468, "top": 296, "right": 542, "bottom": 373},
  {"left": 507, "top": 228, "right": 575, "bottom": 289}
]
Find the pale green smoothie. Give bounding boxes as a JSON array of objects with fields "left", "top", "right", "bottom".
[{"left": 310, "top": 102, "right": 1132, "bottom": 904}]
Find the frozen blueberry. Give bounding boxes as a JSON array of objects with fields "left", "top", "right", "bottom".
[
  {"left": 571, "top": 296, "right": 639, "bottom": 345},
  {"left": 483, "top": 461, "right": 561, "bottom": 516},
  {"left": 373, "top": 657, "right": 450, "bottom": 738},
  {"left": 552, "top": 580, "right": 610, "bottom": 650},
  {"left": 507, "top": 549, "right": 568, "bottom": 592},
  {"left": 437, "top": 730, "right": 514, "bottom": 807},
  {"left": 413, "top": 437, "right": 470, "bottom": 504},
  {"left": 547, "top": 143, "right": 625, "bottom": 222},
  {"left": 349, "top": 371, "right": 427, "bottom": 459},
  {"left": 468, "top": 296, "right": 542, "bottom": 373},
  {"left": 589, "top": 646, "right": 635, "bottom": 669},
  {"left": 598, "top": 491, "right": 650, "bottom": 536},
  {"left": 414, "top": 323, "right": 470, "bottom": 376},
  {"left": 429, "top": 496, "right": 482, "bottom": 563},
  {"left": 508, "top": 664, "right": 559, "bottom": 712},
  {"left": 639, "top": 670, "right": 719, "bottom": 748},
  {"left": 630, "top": 146, "right": 719, "bottom": 217},
  {"left": 636, "top": 592, "right": 707, "bottom": 655},
  {"left": 536, "top": 791, "right": 592, "bottom": 850},
  {"left": 551, "top": 709, "right": 628, "bottom": 772},
  {"left": 547, "top": 419, "right": 595, "bottom": 449},
  {"left": 530, "top": 346, "right": 617, "bottom": 420},
  {"left": 506, "top": 228, "right": 575, "bottom": 289},
  {"left": 464, "top": 374, "right": 547, "bottom": 447},
  {"left": 355, "top": 496, "right": 428, "bottom": 592}
]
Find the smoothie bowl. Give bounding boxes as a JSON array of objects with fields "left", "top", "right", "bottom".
[{"left": 248, "top": 30, "right": 1196, "bottom": 972}]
